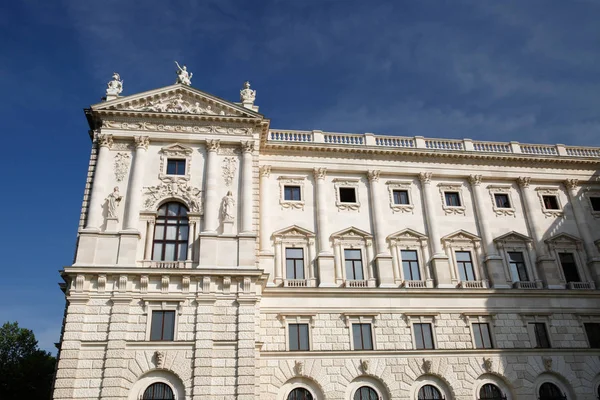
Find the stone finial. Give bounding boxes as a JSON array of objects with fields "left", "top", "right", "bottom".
[
  {"left": 240, "top": 81, "right": 256, "bottom": 106},
  {"left": 105, "top": 72, "right": 123, "bottom": 101}
]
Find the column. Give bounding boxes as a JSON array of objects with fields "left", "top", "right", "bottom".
[
  {"left": 259, "top": 166, "right": 271, "bottom": 252},
  {"left": 389, "top": 241, "right": 401, "bottom": 284},
  {"left": 419, "top": 172, "right": 452, "bottom": 287},
  {"left": 314, "top": 168, "right": 337, "bottom": 287},
  {"left": 368, "top": 170, "right": 395, "bottom": 287},
  {"left": 564, "top": 179, "right": 600, "bottom": 285},
  {"left": 241, "top": 141, "right": 254, "bottom": 233},
  {"left": 468, "top": 175, "right": 507, "bottom": 288},
  {"left": 308, "top": 238, "right": 317, "bottom": 286},
  {"left": 85, "top": 134, "right": 113, "bottom": 230},
  {"left": 365, "top": 239, "right": 376, "bottom": 287},
  {"left": 202, "top": 140, "right": 220, "bottom": 233},
  {"left": 274, "top": 238, "right": 283, "bottom": 285},
  {"left": 187, "top": 220, "right": 195, "bottom": 261},
  {"left": 144, "top": 220, "right": 155, "bottom": 260},
  {"left": 123, "top": 136, "right": 149, "bottom": 230},
  {"left": 517, "top": 177, "right": 555, "bottom": 287}
]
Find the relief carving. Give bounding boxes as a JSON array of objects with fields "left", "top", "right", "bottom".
[
  {"left": 113, "top": 153, "right": 130, "bottom": 182},
  {"left": 144, "top": 182, "right": 202, "bottom": 213},
  {"left": 222, "top": 157, "right": 238, "bottom": 187}
]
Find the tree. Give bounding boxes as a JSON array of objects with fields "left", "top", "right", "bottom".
[{"left": 0, "top": 322, "right": 56, "bottom": 400}]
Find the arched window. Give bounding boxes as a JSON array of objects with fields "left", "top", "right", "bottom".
[
  {"left": 418, "top": 385, "right": 444, "bottom": 400},
  {"left": 287, "top": 387, "right": 313, "bottom": 400},
  {"left": 142, "top": 382, "right": 174, "bottom": 399},
  {"left": 479, "top": 383, "right": 506, "bottom": 400},
  {"left": 538, "top": 382, "right": 566, "bottom": 400},
  {"left": 354, "top": 386, "right": 379, "bottom": 400},
  {"left": 152, "top": 202, "right": 189, "bottom": 261}
]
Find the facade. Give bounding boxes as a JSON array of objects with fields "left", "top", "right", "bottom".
[{"left": 53, "top": 73, "right": 600, "bottom": 400}]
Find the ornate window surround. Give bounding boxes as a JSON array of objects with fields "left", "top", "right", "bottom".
[
  {"left": 342, "top": 313, "right": 379, "bottom": 351},
  {"left": 494, "top": 231, "right": 541, "bottom": 289},
  {"left": 334, "top": 178, "right": 361, "bottom": 211},
  {"left": 403, "top": 312, "right": 439, "bottom": 350},
  {"left": 487, "top": 185, "right": 516, "bottom": 217},
  {"left": 143, "top": 299, "right": 185, "bottom": 341},
  {"left": 441, "top": 230, "right": 488, "bottom": 288},
  {"left": 585, "top": 190, "right": 600, "bottom": 218},
  {"left": 277, "top": 313, "right": 316, "bottom": 351},
  {"left": 331, "top": 227, "right": 375, "bottom": 287},
  {"left": 385, "top": 180, "right": 414, "bottom": 213},
  {"left": 474, "top": 377, "right": 513, "bottom": 400},
  {"left": 345, "top": 376, "right": 387, "bottom": 400},
  {"left": 519, "top": 313, "right": 553, "bottom": 348},
  {"left": 535, "top": 186, "right": 563, "bottom": 217},
  {"left": 278, "top": 175, "right": 306, "bottom": 210},
  {"left": 387, "top": 229, "right": 432, "bottom": 288},
  {"left": 438, "top": 183, "right": 466, "bottom": 215},
  {"left": 545, "top": 233, "right": 594, "bottom": 289},
  {"left": 461, "top": 313, "right": 497, "bottom": 349},
  {"left": 272, "top": 225, "right": 316, "bottom": 287},
  {"left": 158, "top": 143, "right": 193, "bottom": 183}
]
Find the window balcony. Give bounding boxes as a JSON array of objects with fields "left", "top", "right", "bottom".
[
  {"left": 284, "top": 279, "right": 308, "bottom": 288},
  {"left": 142, "top": 260, "right": 192, "bottom": 269},
  {"left": 458, "top": 280, "right": 488, "bottom": 289},
  {"left": 567, "top": 281, "right": 595, "bottom": 290},
  {"left": 513, "top": 281, "right": 542, "bottom": 289},
  {"left": 403, "top": 280, "right": 427, "bottom": 288},
  {"left": 345, "top": 280, "right": 369, "bottom": 288}
]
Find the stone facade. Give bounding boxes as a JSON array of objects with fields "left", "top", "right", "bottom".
[{"left": 53, "top": 81, "right": 600, "bottom": 399}]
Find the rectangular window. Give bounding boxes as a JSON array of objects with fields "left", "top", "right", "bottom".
[
  {"left": 352, "top": 323, "right": 373, "bottom": 350},
  {"left": 444, "top": 192, "right": 461, "bottom": 207},
  {"left": 584, "top": 323, "right": 600, "bottom": 348},
  {"left": 401, "top": 250, "right": 421, "bottom": 280},
  {"left": 472, "top": 323, "right": 493, "bottom": 349},
  {"left": 166, "top": 159, "right": 186, "bottom": 175},
  {"left": 393, "top": 190, "right": 409, "bottom": 205},
  {"left": 339, "top": 187, "right": 357, "bottom": 203},
  {"left": 455, "top": 251, "right": 476, "bottom": 281},
  {"left": 558, "top": 252, "right": 580, "bottom": 283},
  {"left": 414, "top": 323, "right": 435, "bottom": 349},
  {"left": 590, "top": 197, "right": 600, "bottom": 211},
  {"left": 284, "top": 185, "right": 301, "bottom": 201},
  {"left": 150, "top": 311, "right": 175, "bottom": 341},
  {"left": 507, "top": 251, "right": 529, "bottom": 282},
  {"left": 531, "top": 323, "right": 551, "bottom": 348},
  {"left": 289, "top": 323, "right": 310, "bottom": 351},
  {"left": 542, "top": 195, "right": 560, "bottom": 210},
  {"left": 285, "top": 248, "right": 305, "bottom": 280},
  {"left": 345, "top": 249, "right": 364, "bottom": 280},
  {"left": 494, "top": 193, "right": 511, "bottom": 208}
]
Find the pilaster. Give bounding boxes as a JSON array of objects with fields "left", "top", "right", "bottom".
[
  {"left": 192, "top": 293, "right": 216, "bottom": 399},
  {"left": 314, "top": 167, "right": 336, "bottom": 287},
  {"left": 241, "top": 141, "right": 254, "bottom": 233},
  {"left": 123, "top": 136, "right": 149, "bottom": 230},
  {"left": 368, "top": 170, "right": 395, "bottom": 287},
  {"left": 203, "top": 140, "right": 220, "bottom": 233},
  {"left": 235, "top": 296, "right": 258, "bottom": 400},
  {"left": 85, "top": 134, "right": 113, "bottom": 230}
]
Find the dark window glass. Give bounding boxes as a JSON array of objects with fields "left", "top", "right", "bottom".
[
  {"left": 456, "top": 251, "right": 476, "bottom": 281},
  {"left": 414, "top": 323, "right": 435, "bottom": 350},
  {"left": 393, "top": 190, "right": 409, "bottom": 205},
  {"left": 284, "top": 186, "right": 302, "bottom": 201},
  {"left": 352, "top": 323, "right": 373, "bottom": 350},
  {"left": 143, "top": 382, "right": 175, "bottom": 399},
  {"left": 401, "top": 250, "right": 421, "bottom": 280},
  {"left": 152, "top": 202, "right": 189, "bottom": 261},
  {"left": 345, "top": 249, "right": 364, "bottom": 280},
  {"left": 166, "top": 159, "right": 185, "bottom": 175},
  {"left": 339, "top": 187, "right": 357, "bottom": 203},
  {"left": 590, "top": 197, "right": 600, "bottom": 211},
  {"left": 289, "top": 323, "right": 309, "bottom": 351},
  {"left": 418, "top": 385, "right": 443, "bottom": 399},
  {"left": 473, "top": 323, "right": 493, "bottom": 349},
  {"left": 507, "top": 251, "right": 529, "bottom": 282},
  {"left": 286, "top": 248, "right": 305, "bottom": 279},
  {"left": 584, "top": 323, "right": 600, "bottom": 348},
  {"left": 479, "top": 383, "right": 505, "bottom": 400},
  {"left": 445, "top": 192, "right": 461, "bottom": 207},
  {"left": 150, "top": 311, "right": 175, "bottom": 341},
  {"left": 353, "top": 386, "right": 378, "bottom": 400},
  {"left": 287, "top": 388, "right": 313, "bottom": 400},
  {"left": 532, "top": 323, "right": 551, "bottom": 348},
  {"left": 538, "top": 382, "right": 566, "bottom": 400},
  {"left": 542, "top": 195, "right": 560, "bottom": 210},
  {"left": 558, "top": 252, "right": 580, "bottom": 283},
  {"left": 494, "top": 193, "right": 511, "bottom": 208}
]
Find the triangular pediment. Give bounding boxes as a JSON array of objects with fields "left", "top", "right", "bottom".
[
  {"left": 441, "top": 229, "right": 481, "bottom": 243},
  {"left": 387, "top": 228, "right": 427, "bottom": 241},
  {"left": 494, "top": 231, "right": 532, "bottom": 243},
  {"left": 160, "top": 143, "right": 193, "bottom": 155},
  {"left": 545, "top": 232, "right": 582, "bottom": 245},
  {"left": 272, "top": 225, "right": 315, "bottom": 238},
  {"left": 331, "top": 226, "right": 372, "bottom": 239},
  {"left": 92, "top": 84, "right": 262, "bottom": 119}
]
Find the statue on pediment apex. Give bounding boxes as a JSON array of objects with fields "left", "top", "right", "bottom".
[
  {"left": 175, "top": 61, "right": 192, "bottom": 85},
  {"left": 106, "top": 72, "right": 123, "bottom": 97},
  {"left": 240, "top": 81, "right": 256, "bottom": 104}
]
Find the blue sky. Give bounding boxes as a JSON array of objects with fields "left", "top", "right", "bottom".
[{"left": 1, "top": 0, "right": 599, "bottom": 353}]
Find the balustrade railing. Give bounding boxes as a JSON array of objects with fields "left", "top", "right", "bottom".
[
  {"left": 403, "top": 280, "right": 427, "bottom": 288},
  {"left": 513, "top": 281, "right": 539, "bottom": 289},
  {"left": 143, "top": 261, "right": 191, "bottom": 269},
  {"left": 345, "top": 280, "right": 369, "bottom": 288},
  {"left": 459, "top": 280, "right": 486, "bottom": 289},
  {"left": 284, "top": 279, "right": 308, "bottom": 287},
  {"left": 568, "top": 281, "right": 595, "bottom": 290},
  {"left": 472, "top": 141, "right": 511, "bottom": 153}
]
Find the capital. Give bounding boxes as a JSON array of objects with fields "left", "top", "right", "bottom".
[
  {"left": 97, "top": 134, "right": 113, "bottom": 149},
  {"left": 517, "top": 176, "right": 530, "bottom": 188},
  {"left": 367, "top": 170, "right": 380, "bottom": 182},
  {"left": 313, "top": 167, "right": 327, "bottom": 180},
  {"left": 206, "top": 139, "right": 220, "bottom": 152},
  {"left": 242, "top": 141, "right": 255, "bottom": 153},
  {"left": 259, "top": 165, "right": 271, "bottom": 177},
  {"left": 468, "top": 174, "right": 482, "bottom": 186},
  {"left": 418, "top": 172, "right": 432, "bottom": 185},
  {"left": 134, "top": 135, "right": 150, "bottom": 149},
  {"left": 564, "top": 178, "right": 579, "bottom": 191}
]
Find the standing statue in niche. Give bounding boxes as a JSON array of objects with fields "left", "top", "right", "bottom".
[
  {"left": 175, "top": 61, "right": 192, "bottom": 86},
  {"left": 221, "top": 191, "right": 235, "bottom": 222},
  {"left": 105, "top": 186, "right": 123, "bottom": 218}
]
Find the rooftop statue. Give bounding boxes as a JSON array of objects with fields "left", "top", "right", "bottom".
[
  {"left": 240, "top": 81, "right": 256, "bottom": 104},
  {"left": 106, "top": 72, "right": 123, "bottom": 97},
  {"left": 175, "top": 61, "right": 192, "bottom": 86}
]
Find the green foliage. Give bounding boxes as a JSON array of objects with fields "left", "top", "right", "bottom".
[{"left": 0, "top": 321, "right": 56, "bottom": 400}]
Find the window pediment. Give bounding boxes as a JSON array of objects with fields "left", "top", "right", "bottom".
[
  {"left": 387, "top": 229, "right": 428, "bottom": 246},
  {"left": 441, "top": 230, "right": 481, "bottom": 248},
  {"left": 494, "top": 231, "right": 532, "bottom": 244},
  {"left": 545, "top": 233, "right": 582, "bottom": 249},
  {"left": 331, "top": 227, "right": 373, "bottom": 245},
  {"left": 272, "top": 225, "right": 315, "bottom": 241}
]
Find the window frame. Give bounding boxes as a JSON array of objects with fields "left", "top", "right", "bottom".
[
  {"left": 344, "top": 248, "right": 365, "bottom": 281},
  {"left": 400, "top": 249, "right": 422, "bottom": 281},
  {"left": 494, "top": 232, "right": 539, "bottom": 289},
  {"left": 535, "top": 187, "right": 563, "bottom": 217},
  {"left": 285, "top": 247, "right": 306, "bottom": 280},
  {"left": 279, "top": 176, "right": 306, "bottom": 210},
  {"left": 442, "top": 231, "right": 487, "bottom": 288},
  {"left": 577, "top": 315, "right": 600, "bottom": 349},
  {"left": 487, "top": 185, "right": 516, "bottom": 217},
  {"left": 520, "top": 314, "right": 553, "bottom": 349},
  {"left": 272, "top": 226, "right": 316, "bottom": 287},
  {"left": 142, "top": 382, "right": 175, "bottom": 399},
  {"left": 417, "top": 384, "right": 444, "bottom": 400},
  {"left": 332, "top": 227, "right": 374, "bottom": 287},
  {"left": 405, "top": 313, "right": 438, "bottom": 350},
  {"left": 151, "top": 202, "right": 190, "bottom": 262},
  {"left": 288, "top": 322, "right": 311, "bottom": 352},
  {"left": 545, "top": 234, "right": 590, "bottom": 288},
  {"left": 343, "top": 314, "right": 378, "bottom": 351},
  {"left": 144, "top": 301, "right": 183, "bottom": 342},
  {"left": 351, "top": 323, "right": 374, "bottom": 351},
  {"left": 586, "top": 191, "right": 600, "bottom": 218},
  {"left": 583, "top": 322, "right": 600, "bottom": 349},
  {"left": 166, "top": 158, "right": 186, "bottom": 176},
  {"left": 455, "top": 250, "right": 477, "bottom": 282},
  {"left": 387, "top": 229, "right": 431, "bottom": 288},
  {"left": 158, "top": 143, "right": 193, "bottom": 182},
  {"left": 438, "top": 183, "right": 466, "bottom": 215},
  {"left": 386, "top": 180, "right": 414, "bottom": 213},
  {"left": 334, "top": 178, "right": 361, "bottom": 211},
  {"left": 472, "top": 322, "right": 495, "bottom": 349},
  {"left": 278, "top": 314, "right": 315, "bottom": 352}
]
